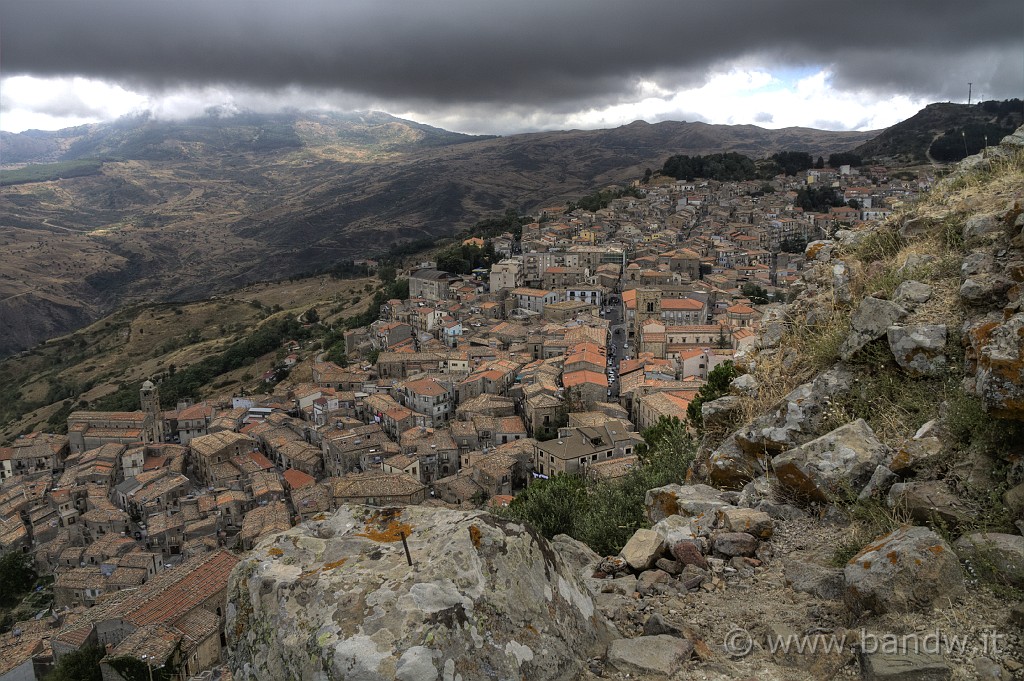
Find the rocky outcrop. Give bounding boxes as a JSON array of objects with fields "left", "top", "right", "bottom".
[
  {"left": 967, "top": 312, "right": 1024, "bottom": 419},
  {"left": 772, "top": 419, "right": 892, "bottom": 502},
  {"left": 840, "top": 297, "right": 908, "bottom": 360},
  {"left": 844, "top": 526, "right": 964, "bottom": 615},
  {"left": 226, "top": 505, "right": 612, "bottom": 681},
  {"left": 955, "top": 532, "right": 1024, "bottom": 588},
  {"left": 886, "top": 324, "right": 947, "bottom": 376}
]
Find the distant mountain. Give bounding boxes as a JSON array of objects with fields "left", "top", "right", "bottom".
[
  {"left": 0, "top": 111, "right": 875, "bottom": 356},
  {"left": 852, "top": 100, "right": 1023, "bottom": 165}
]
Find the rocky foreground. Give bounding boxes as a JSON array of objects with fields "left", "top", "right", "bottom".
[{"left": 225, "top": 129, "right": 1024, "bottom": 680}]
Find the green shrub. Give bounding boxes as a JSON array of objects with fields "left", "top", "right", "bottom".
[{"left": 497, "top": 417, "right": 696, "bottom": 555}]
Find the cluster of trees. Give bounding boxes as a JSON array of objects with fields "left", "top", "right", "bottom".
[
  {"left": 740, "top": 282, "right": 770, "bottom": 304},
  {"left": 828, "top": 152, "right": 863, "bottom": 168},
  {"left": 767, "top": 151, "right": 814, "bottom": 176},
  {"left": 685, "top": 361, "right": 739, "bottom": 428},
  {"left": 661, "top": 153, "right": 758, "bottom": 182},
  {"left": 338, "top": 277, "right": 410, "bottom": 330},
  {"left": 567, "top": 186, "right": 644, "bottom": 213},
  {"left": 929, "top": 123, "right": 1015, "bottom": 163},
  {"left": 795, "top": 185, "right": 844, "bottom": 212},
  {"left": 436, "top": 241, "right": 498, "bottom": 275},
  {"left": 497, "top": 416, "right": 696, "bottom": 555},
  {"left": 0, "top": 551, "right": 36, "bottom": 608}
]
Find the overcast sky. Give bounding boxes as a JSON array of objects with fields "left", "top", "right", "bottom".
[{"left": 1, "top": 0, "right": 1021, "bottom": 135}]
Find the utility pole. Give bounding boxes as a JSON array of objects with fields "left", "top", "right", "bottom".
[{"left": 968, "top": 82, "right": 973, "bottom": 105}]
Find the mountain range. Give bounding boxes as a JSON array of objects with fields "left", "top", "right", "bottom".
[{"left": 0, "top": 107, "right": 944, "bottom": 356}]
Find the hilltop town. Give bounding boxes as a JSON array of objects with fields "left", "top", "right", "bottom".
[{"left": 0, "top": 161, "right": 937, "bottom": 679}]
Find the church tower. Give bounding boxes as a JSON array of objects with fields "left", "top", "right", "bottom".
[
  {"left": 140, "top": 379, "right": 164, "bottom": 444},
  {"left": 633, "top": 287, "right": 662, "bottom": 337}
]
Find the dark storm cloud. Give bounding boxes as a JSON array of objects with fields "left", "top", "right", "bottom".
[{"left": 2, "top": 0, "right": 1021, "bottom": 109}]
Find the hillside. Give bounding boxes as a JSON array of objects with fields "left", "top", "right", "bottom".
[
  {"left": 853, "top": 100, "right": 1023, "bottom": 165},
  {"left": 0, "top": 112, "right": 873, "bottom": 356},
  {"left": 0, "top": 273, "right": 381, "bottom": 444}
]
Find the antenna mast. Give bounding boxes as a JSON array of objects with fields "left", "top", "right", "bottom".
[{"left": 968, "top": 82, "right": 973, "bottom": 105}]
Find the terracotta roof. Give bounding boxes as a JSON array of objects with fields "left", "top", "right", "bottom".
[
  {"left": 283, "top": 468, "right": 315, "bottom": 490},
  {"left": 121, "top": 550, "right": 240, "bottom": 626}
]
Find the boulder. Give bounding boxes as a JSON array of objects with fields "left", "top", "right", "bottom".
[
  {"left": 969, "top": 312, "right": 1024, "bottom": 419},
  {"left": 805, "top": 240, "right": 835, "bottom": 262},
  {"left": 679, "top": 563, "right": 709, "bottom": 590},
  {"left": 730, "top": 373, "right": 759, "bottom": 396},
  {"left": 635, "top": 568, "right": 671, "bottom": 595},
  {"left": 840, "top": 297, "right": 908, "bottom": 361},
  {"left": 833, "top": 261, "right": 852, "bottom": 304},
  {"left": 889, "top": 436, "right": 944, "bottom": 475},
  {"left": 899, "top": 216, "right": 934, "bottom": 240},
  {"left": 887, "top": 324, "right": 947, "bottom": 376},
  {"left": 607, "top": 635, "right": 692, "bottom": 677},
  {"left": 892, "top": 280, "right": 933, "bottom": 308},
  {"left": 644, "top": 484, "right": 732, "bottom": 524},
  {"left": 701, "top": 395, "right": 744, "bottom": 430},
  {"left": 955, "top": 532, "right": 1024, "bottom": 588},
  {"left": 619, "top": 528, "right": 664, "bottom": 571},
  {"left": 718, "top": 507, "right": 773, "bottom": 539},
  {"left": 654, "top": 558, "right": 682, "bottom": 576},
  {"left": 858, "top": 647, "right": 952, "bottom": 681},
  {"left": 734, "top": 367, "right": 854, "bottom": 456},
  {"left": 767, "top": 623, "right": 853, "bottom": 678},
  {"left": 1003, "top": 482, "right": 1024, "bottom": 517},
  {"left": 857, "top": 465, "right": 897, "bottom": 502},
  {"left": 960, "top": 275, "right": 1013, "bottom": 305},
  {"left": 844, "top": 526, "right": 964, "bottom": 615},
  {"left": 226, "top": 505, "right": 611, "bottom": 681},
  {"left": 887, "top": 481, "right": 974, "bottom": 529},
  {"left": 772, "top": 419, "right": 892, "bottom": 502},
  {"left": 708, "top": 435, "right": 765, "bottom": 490},
  {"left": 712, "top": 532, "right": 758, "bottom": 557},
  {"left": 898, "top": 253, "right": 938, "bottom": 275},
  {"left": 963, "top": 214, "right": 1004, "bottom": 241},
  {"left": 783, "top": 559, "right": 844, "bottom": 600},
  {"left": 651, "top": 515, "right": 698, "bottom": 546},
  {"left": 670, "top": 540, "right": 709, "bottom": 570}
]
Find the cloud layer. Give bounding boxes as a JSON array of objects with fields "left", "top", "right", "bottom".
[{"left": 2, "top": 0, "right": 1020, "bottom": 134}]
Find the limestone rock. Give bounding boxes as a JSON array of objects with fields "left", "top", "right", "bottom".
[
  {"left": 620, "top": 528, "right": 664, "bottom": 571},
  {"left": 226, "top": 505, "right": 611, "bottom": 681},
  {"left": 718, "top": 507, "right": 773, "bottom": 539},
  {"left": 767, "top": 623, "right": 853, "bottom": 677},
  {"left": 1003, "top": 481, "right": 1024, "bottom": 517},
  {"left": 805, "top": 239, "right": 835, "bottom": 262},
  {"left": 889, "top": 436, "right": 943, "bottom": 475},
  {"left": 712, "top": 532, "right": 758, "bottom": 557},
  {"left": 678, "top": 563, "right": 708, "bottom": 590},
  {"left": 899, "top": 216, "right": 934, "bottom": 240},
  {"left": 840, "top": 297, "right": 909, "bottom": 360},
  {"left": 857, "top": 465, "right": 897, "bottom": 502},
  {"left": 772, "top": 419, "right": 892, "bottom": 502},
  {"left": 833, "top": 261, "right": 852, "bottom": 304},
  {"left": 955, "top": 532, "right": 1024, "bottom": 588},
  {"left": 969, "top": 312, "right": 1024, "bottom": 419},
  {"left": 960, "top": 275, "right": 1012, "bottom": 305},
  {"left": 783, "top": 559, "right": 844, "bottom": 600},
  {"left": 858, "top": 647, "right": 952, "bottom": 681},
  {"left": 635, "top": 568, "right": 671, "bottom": 595},
  {"left": 844, "top": 526, "right": 964, "bottom": 615},
  {"left": 887, "top": 481, "right": 973, "bottom": 529},
  {"left": 651, "top": 515, "right": 698, "bottom": 547},
  {"left": 701, "top": 395, "right": 744, "bottom": 430},
  {"left": 963, "top": 214, "right": 1004, "bottom": 241},
  {"left": 730, "top": 373, "right": 759, "bottom": 396},
  {"left": 708, "top": 434, "right": 765, "bottom": 490},
  {"left": 892, "top": 280, "right": 933, "bottom": 308},
  {"left": 607, "top": 635, "right": 692, "bottom": 677},
  {"left": 887, "top": 324, "right": 947, "bottom": 376},
  {"left": 734, "top": 366, "right": 854, "bottom": 456},
  {"left": 644, "top": 484, "right": 732, "bottom": 524}
]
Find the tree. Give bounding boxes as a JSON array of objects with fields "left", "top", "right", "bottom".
[
  {"left": 740, "top": 282, "right": 769, "bottom": 305},
  {"left": 686, "top": 361, "right": 739, "bottom": 427},
  {"left": 44, "top": 646, "right": 105, "bottom": 681},
  {"left": 0, "top": 551, "right": 35, "bottom": 607},
  {"left": 815, "top": 156, "right": 825, "bottom": 169},
  {"left": 503, "top": 474, "right": 590, "bottom": 538}
]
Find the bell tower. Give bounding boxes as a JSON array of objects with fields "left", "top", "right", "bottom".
[
  {"left": 633, "top": 287, "right": 662, "bottom": 337},
  {"left": 140, "top": 379, "right": 164, "bottom": 443}
]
